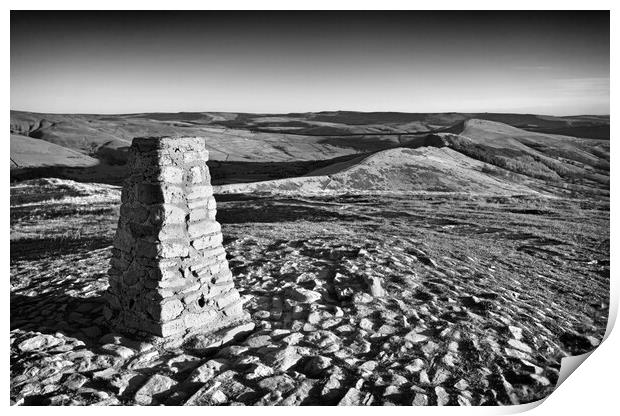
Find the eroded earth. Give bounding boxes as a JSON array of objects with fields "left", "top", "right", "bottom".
[{"left": 10, "top": 179, "right": 609, "bottom": 405}]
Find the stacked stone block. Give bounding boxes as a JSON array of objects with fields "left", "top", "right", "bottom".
[{"left": 104, "top": 136, "right": 246, "bottom": 339}]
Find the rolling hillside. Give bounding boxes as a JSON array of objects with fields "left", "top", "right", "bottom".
[
  {"left": 10, "top": 110, "right": 609, "bottom": 164},
  {"left": 215, "top": 146, "right": 541, "bottom": 195},
  {"left": 9, "top": 111, "right": 609, "bottom": 197},
  {"left": 10, "top": 134, "right": 99, "bottom": 169},
  {"left": 214, "top": 119, "right": 609, "bottom": 197}
]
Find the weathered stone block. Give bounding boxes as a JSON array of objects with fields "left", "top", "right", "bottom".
[
  {"left": 120, "top": 203, "right": 149, "bottom": 224},
  {"left": 161, "top": 318, "right": 186, "bottom": 337},
  {"left": 211, "top": 265, "right": 232, "bottom": 283},
  {"left": 159, "top": 242, "right": 190, "bottom": 259},
  {"left": 149, "top": 204, "right": 187, "bottom": 226},
  {"left": 205, "top": 281, "right": 234, "bottom": 300},
  {"left": 191, "top": 233, "right": 222, "bottom": 250},
  {"left": 150, "top": 266, "right": 183, "bottom": 282},
  {"left": 188, "top": 220, "right": 220, "bottom": 239},
  {"left": 135, "top": 239, "right": 159, "bottom": 258},
  {"left": 188, "top": 166, "right": 203, "bottom": 184},
  {"left": 190, "top": 208, "right": 208, "bottom": 222},
  {"left": 198, "top": 245, "right": 226, "bottom": 261},
  {"left": 157, "top": 277, "right": 187, "bottom": 289},
  {"left": 160, "top": 299, "right": 184, "bottom": 322},
  {"left": 215, "top": 289, "right": 240, "bottom": 309},
  {"left": 207, "top": 209, "right": 217, "bottom": 220},
  {"left": 136, "top": 183, "right": 164, "bottom": 205},
  {"left": 158, "top": 225, "right": 187, "bottom": 241},
  {"left": 183, "top": 151, "right": 199, "bottom": 163},
  {"left": 113, "top": 228, "right": 136, "bottom": 253},
  {"left": 188, "top": 198, "right": 210, "bottom": 210},
  {"left": 110, "top": 256, "right": 130, "bottom": 273},
  {"left": 129, "top": 222, "right": 158, "bottom": 238},
  {"left": 216, "top": 265, "right": 230, "bottom": 280},
  {"left": 187, "top": 185, "right": 214, "bottom": 201},
  {"left": 158, "top": 166, "right": 184, "bottom": 184},
  {"left": 124, "top": 261, "right": 147, "bottom": 286},
  {"left": 183, "top": 289, "right": 209, "bottom": 306},
  {"left": 161, "top": 185, "right": 185, "bottom": 204},
  {"left": 207, "top": 196, "right": 217, "bottom": 210},
  {"left": 198, "top": 150, "right": 209, "bottom": 161},
  {"left": 179, "top": 282, "right": 201, "bottom": 294},
  {"left": 184, "top": 310, "right": 218, "bottom": 329},
  {"left": 222, "top": 300, "right": 244, "bottom": 318},
  {"left": 211, "top": 233, "right": 224, "bottom": 247}
]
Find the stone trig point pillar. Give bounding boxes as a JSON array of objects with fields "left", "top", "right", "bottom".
[{"left": 104, "top": 136, "right": 251, "bottom": 347}]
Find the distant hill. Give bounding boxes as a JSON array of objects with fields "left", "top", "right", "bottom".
[
  {"left": 446, "top": 120, "right": 609, "bottom": 186},
  {"left": 10, "top": 109, "right": 609, "bottom": 160},
  {"left": 218, "top": 111, "right": 609, "bottom": 139},
  {"left": 9, "top": 110, "right": 610, "bottom": 197},
  {"left": 215, "top": 146, "right": 542, "bottom": 195},
  {"left": 215, "top": 119, "right": 609, "bottom": 198}
]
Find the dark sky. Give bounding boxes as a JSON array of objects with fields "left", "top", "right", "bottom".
[{"left": 11, "top": 11, "right": 610, "bottom": 115}]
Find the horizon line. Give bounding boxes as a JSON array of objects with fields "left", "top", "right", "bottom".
[{"left": 9, "top": 108, "right": 611, "bottom": 118}]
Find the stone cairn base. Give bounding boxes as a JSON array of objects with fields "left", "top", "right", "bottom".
[{"left": 104, "top": 136, "right": 252, "bottom": 349}]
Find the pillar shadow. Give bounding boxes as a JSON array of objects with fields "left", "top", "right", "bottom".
[
  {"left": 216, "top": 196, "right": 367, "bottom": 224},
  {"left": 11, "top": 292, "right": 110, "bottom": 347}
]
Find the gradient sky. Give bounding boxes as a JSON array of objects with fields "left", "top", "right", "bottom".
[{"left": 11, "top": 11, "right": 609, "bottom": 115}]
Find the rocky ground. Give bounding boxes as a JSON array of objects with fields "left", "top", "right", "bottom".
[{"left": 10, "top": 179, "right": 609, "bottom": 405}]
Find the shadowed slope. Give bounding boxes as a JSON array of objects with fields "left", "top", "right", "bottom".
[{"left": 11, "top": 134, "right": 99, "bottom": 169}]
